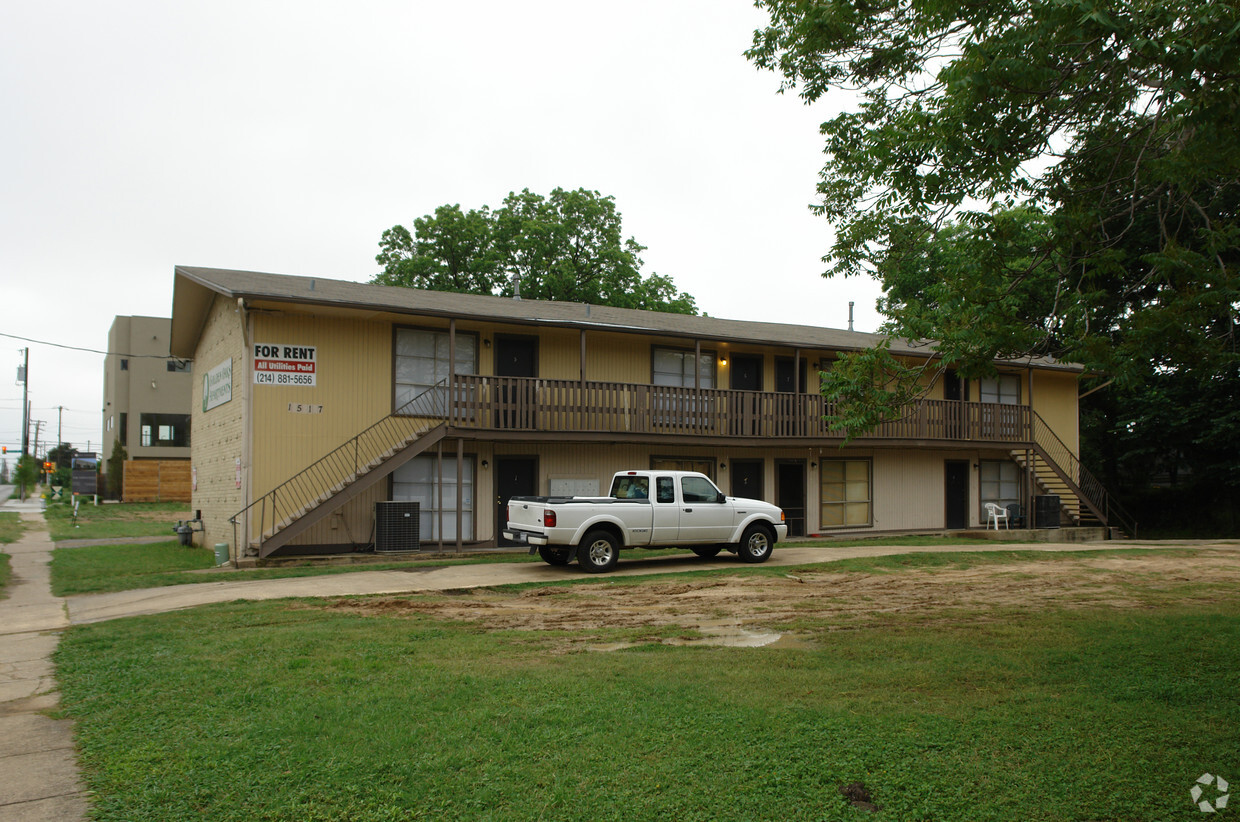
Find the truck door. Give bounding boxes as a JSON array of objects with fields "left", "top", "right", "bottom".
[
  {"left": 677, "top": 475, "right": 734, "bottom": 543},
  {"left": 650, "top": 475, "right": 679, "bottom": 543}
]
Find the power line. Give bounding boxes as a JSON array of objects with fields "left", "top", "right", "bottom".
[{"left": 2, "top": 331, "right": 188, "bottom": 360}]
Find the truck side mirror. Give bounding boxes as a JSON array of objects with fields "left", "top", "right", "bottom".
[{"left": 717, "top": 492, "right": 727, "bottom": 503}]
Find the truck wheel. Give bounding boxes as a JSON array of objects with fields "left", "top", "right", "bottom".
[
  {"left": 538, "top": 546, "right": 573, "bottom": 566},
  {"left": 691, "top": 546, "right": 722, "bottom": 558},
  {"left": 737, "top": 525, "right": 774, "bottom": 563},
  {"left": 577, "top": 530, "right": 620, "bottom": 573}
]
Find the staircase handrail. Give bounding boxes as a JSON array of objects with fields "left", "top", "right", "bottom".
[
  {"left": 1030, "top": 409, "right": 1138, "bottom": 536},
  {"left": 229, "top": 380, "right": 449, "bottom": 548}
]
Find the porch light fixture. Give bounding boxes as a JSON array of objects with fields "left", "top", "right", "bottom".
[
  {"left": 481, "top": 460, "right": 489, "bottom": 469},
  {"left": 719, "top": 356, "right": 728, "bottom": 366}
]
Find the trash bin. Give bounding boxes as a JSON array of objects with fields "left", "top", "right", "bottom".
[
  {"left": 214, "top": 543, "right": 230, "bottom": 565},
  {"left": 1035, "top": 495, "right": 1061, "bottom": 529}
]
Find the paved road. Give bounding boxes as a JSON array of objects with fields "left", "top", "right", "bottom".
[{"left": 60, "top": 537, "right": 1239, "bottom": 627}]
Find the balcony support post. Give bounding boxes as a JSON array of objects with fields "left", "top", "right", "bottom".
[
  {"left": 456, "top": 438, "right": 464, "bottom": 553},
  {"left": 437, "top": 439, "right": 444, "bottom": 552}
]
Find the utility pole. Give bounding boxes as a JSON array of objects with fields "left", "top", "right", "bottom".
[
  {"left": 56, "top": 405, "right": 64, "bottom": 454},
  {"left": 18, "top": 348, "right": 28, "bottom": 500},
  {"left": 32, "top": 420, "right": 44, "bottom": 484}
]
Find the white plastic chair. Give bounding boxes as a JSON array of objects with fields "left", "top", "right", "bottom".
[{"left": 984, "top": 502, "right": 1009, "bottom": 530}]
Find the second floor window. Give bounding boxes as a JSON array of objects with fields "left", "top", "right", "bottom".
[
  {"left": 394, "top": 328, "right": 477, "bottom": 410},
  {"left": 652, "top": 347, "right": 715, "bottom": 389},
  {"left": 980, "top": 375, "right": 1020, "bottom": 404}
]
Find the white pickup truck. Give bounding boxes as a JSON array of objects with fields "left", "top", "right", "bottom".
[{"left": 503, "top": 470, "right": 788, "bottom": 573}]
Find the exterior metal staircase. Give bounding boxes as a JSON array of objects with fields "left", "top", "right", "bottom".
[
  {"left": 1010, "top": 410, "right": 1137, "bottom": 536},
  {"left": 231, "top": 382, "right": 449, "bottom": 558}
]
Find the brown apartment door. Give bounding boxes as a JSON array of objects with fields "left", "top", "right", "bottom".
[
  {"left": 730, "top": 459, "right": 763, "bottom": 500},
  {"left": 944, "top": 460, "right": 969, "bottom": 529},
  {"left": 776, "top": 459, "right": 806, "bottom": 537},
  {"left": 496, "top": 456, "right": 538, "bottom": 547},
  {"left": 774, "top": 357, "right": 808, "bottom": 436},
  {"left": 494, "top": 335, "right": 538, "bottom": 429},
  {"left": 729, "top": 354, "right": 763, "bottom": 435}
]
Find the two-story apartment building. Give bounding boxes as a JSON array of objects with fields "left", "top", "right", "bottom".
[
  {"left": 169, "top": 266, "right": 1127, "bottom": 562},
  {"left": 102, "top": 316, "right": 193, "bottom": 500}
]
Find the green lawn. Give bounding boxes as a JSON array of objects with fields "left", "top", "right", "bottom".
[
  {"left": 55, "top": 557, "right": 1240, "bottom": 821},
  {"left": 50, "top": 541, "right": 218, "bottom": 596},
  {"left": 44, "top": 500, "right": 191, "bottom": 541}
]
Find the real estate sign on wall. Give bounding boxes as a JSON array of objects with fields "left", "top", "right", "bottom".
[
  {"left": 203, "top": 358, "right": 233, "bottom": 411},
  {"left": 253, "top": 344, "right": 317, "bottom": 386}
]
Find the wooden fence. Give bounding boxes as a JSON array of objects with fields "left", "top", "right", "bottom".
[{"left": 123, "top": 459, "right": 192, "bottom": 503}]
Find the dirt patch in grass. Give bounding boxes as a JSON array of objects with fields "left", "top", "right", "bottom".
[{"left": 323, "top": 550, "right": 1240, "bottom": 652}]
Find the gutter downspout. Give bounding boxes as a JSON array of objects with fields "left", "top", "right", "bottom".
[{"left": 239, "top": 297, "right": 253, "bottom": 561}]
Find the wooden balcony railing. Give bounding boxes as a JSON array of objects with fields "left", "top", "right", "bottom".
[{"left": 444, "top": 375, "right": 1031, "bottom": 443}]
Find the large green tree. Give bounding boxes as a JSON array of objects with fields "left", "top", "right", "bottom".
[
  {"left": 746, "top": 0, "right": 1239, "bottom": 400},
  {"left": 748, "top": 1, "right": 1240, "bottom": 531},
  {"left": 375, "top": 188, "right": 698, "bottom": 314}
]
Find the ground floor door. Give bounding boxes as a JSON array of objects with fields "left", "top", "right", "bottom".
[
  {"left": 775, "top": 459, "right": 806, "bottom": 537},
  {"left": 730, "top": 459, "right": 763, "bottom": 500},
  {"left": 495, "top": 456, "right": 537, "bottom": 547},
  {"left": 944, "top": 460, "right": 969, "bottom": 529}
]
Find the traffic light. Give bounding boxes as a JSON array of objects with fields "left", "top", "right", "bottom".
[
  {"left": 44, "top": 461, "right": 54, "bottom": 472},
  {"left": 1, "top": 445, "right": 5, "bottom": 453}
]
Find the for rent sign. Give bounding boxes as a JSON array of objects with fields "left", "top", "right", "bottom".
[{"left": 254, "top": 344, "right": 317, "bottom": 386}]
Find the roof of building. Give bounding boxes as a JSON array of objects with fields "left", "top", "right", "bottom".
[{"left": 170, "top": 265, "right": 1080, "bottom": 372}]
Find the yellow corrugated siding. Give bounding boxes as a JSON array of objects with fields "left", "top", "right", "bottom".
[
  {"left": 1032, "top": 370, "right": 1079, "bottom": 454},
  {"left": 534, "top": 327, "right": 582, "bottom": 380},
  {"left": 249, "top": 314, "right": 393, "bottom": 500},
  {"left": 586, "top": 332, "right": 654, "bottom": 383}
]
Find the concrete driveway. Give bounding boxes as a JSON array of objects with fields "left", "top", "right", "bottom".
[{"left": 61, "top": 537, "right": 1237, "bottom": 627}]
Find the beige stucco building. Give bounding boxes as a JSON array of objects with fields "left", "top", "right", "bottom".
[
  {"left": 102, "top": 316, "right": 193, "bottom": 494},
  {"left": 169, "top": 266, "right": 1124, "bottom": 563}
]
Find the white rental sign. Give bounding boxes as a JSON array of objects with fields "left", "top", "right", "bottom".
[
  {"left": 253, "top": 344, "right": 317, "bottom": 386},
  {"left": 203, "top": 358, "right": 233, "bottom": 411}
]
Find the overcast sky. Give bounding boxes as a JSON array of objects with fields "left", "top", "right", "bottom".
[{"left": 0, "top": 0, "right": 881, "bottom": 456}]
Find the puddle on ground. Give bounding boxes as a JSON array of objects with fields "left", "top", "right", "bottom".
[{"left": 588, "top": 623, "right": 814, "bottom": 652}]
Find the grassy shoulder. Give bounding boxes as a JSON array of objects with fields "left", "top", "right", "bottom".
[
  {"left": 0, "top": 512, "right": 20, "bottom": 599},
  {"left": 44, "top": 500, "right": 191, "bottom": 541},
  {"left": 0, "top": 511, "right": 24, "bottom": 544},
  {"left": 55, "top": 577, "right": 1240, "bottom": 821}
]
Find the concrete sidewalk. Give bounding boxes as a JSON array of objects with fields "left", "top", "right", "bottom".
[{"left": 0, "top": 511, "right": 88, "bottom": 822}]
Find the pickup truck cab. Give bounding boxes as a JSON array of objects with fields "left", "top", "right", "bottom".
[{"left": 503, "top": 470, "right": 788, "bottom": 573}]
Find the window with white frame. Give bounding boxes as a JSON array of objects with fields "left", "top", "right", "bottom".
[
  {"left": 979, "top": 374, "right": 1020, "bottom": 404},
  {"left": 392, "top": 454, "right": 475, "bottom": 541},
  {"left": 652, "top": 347, "right": 716, "bottom": 426},
  {"left": 820, "top": 459, "right": 872, "bottom": 527},
  {"left": 980, "top": 460, "right": 1022, "bottom": 520},
  {"left": 394, "top": 328, "right": 477, "bottom": 411},
  {"left": 652, "top": 347, "right": 715, "bottom": 388}
]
